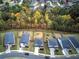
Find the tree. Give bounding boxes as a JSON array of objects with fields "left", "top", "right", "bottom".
[
  {"left": 45, "top": 12, "right": 52, "bottom": 28},
  {"left": 50, "top": 15, "right": 73, "bottom": 31},
  {"left": 33, "top": 9, "right": 42, "bottom": 24},
  {"left": 69, "top": 4, "right": 79, "bottom": 20},
  {"left": 59, "top": 7, "right": 70, "bottom": 15},
  {"left": 75, "top": 23, "right": 79, "bottom": 31},
  {"left": 10, "top": 5, "right": 22, "bottom": 13},
  {"left": 0, "top": 19, "right": 5, "bottom": 30},
  {"left": 1, "top": 12, "right": 10, "bottom": 21},
  {"left": 0, "top": 0, "right": 3, "bottom": 4},
  {"left": 51, "top": 7, "right": 61, "bottom": 15},
  {"left": 1, "top": 2, "right": 10, "bottom": 12}
]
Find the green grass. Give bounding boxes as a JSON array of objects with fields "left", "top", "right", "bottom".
[
  {"left": 55, "top": 48, "right": 63, "bottom": 55},
  {"left": 28, "top": 41, "right": 34, "bottom": 52},
  {"left": 23, "top": 47, "right": 29, "bottom": 51},
  {"left": 44, "top": 42, "right": 50, "bottom": 54},
  {"left": 0, "top": 32, "right": 5, "bottom": 52},
  {"left": 0, "top": 45, "right": 5, "bottom": 52},
  {"left": 68, "top": 49, "right": 77, "bottom": 55}
]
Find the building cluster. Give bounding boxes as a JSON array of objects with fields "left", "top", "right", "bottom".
[
  {"left": 1, "top": 0, "right": 78, "bottom": 10},
  {"left": 2, "top": 0, "right": 76, "bottom": 4},
  {"left": 3, "top": 0, "right": 23, "bottom": 5}
]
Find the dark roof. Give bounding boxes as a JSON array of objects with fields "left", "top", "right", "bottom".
[
  {"left": 69, "top": 36, "right": 79, "bottom": 48},
  {"left": 60, "top": 37, "right": 72, "bottom": 49},
  {"left": 4, "top": 32, "right": 15, "bottom": 45},
  {"left": 34, "top": 38, "right": 44, "bottom": 47},
  {"left": 20, "top": 32, "right": 29, "bottom": 45},
  {"left": 48, "top": 38, "right": 59, "bottom": 48}
]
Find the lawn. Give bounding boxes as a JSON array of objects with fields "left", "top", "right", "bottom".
[
  {"left": 55, "top": 48, "right": 63, "bottom": 55},
  {"left": 43, "top": 42, "right": 50, "bottom": 54},
  {"left": 0, "top": 32, "right": 5, "bottom": 52},
  {"left": 0, "top": 45, "right": 5, "bottom": 52}
]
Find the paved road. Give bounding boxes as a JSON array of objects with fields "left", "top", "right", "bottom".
[{"left": 0, "top": 52, "right": 79, "bottom": 59}]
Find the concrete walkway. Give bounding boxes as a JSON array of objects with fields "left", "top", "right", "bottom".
[
  {"left": 5, "top": 45, "right": 11, "bottom": 53},
  {"left": 34, "top": 47, "right": 39, "bottom": 55},
  {"left": 49, "top": 48, "right": 55, "bottom": 57},
  {"left": 19, "top": 47, "right": 24, "bottom": 52}
]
